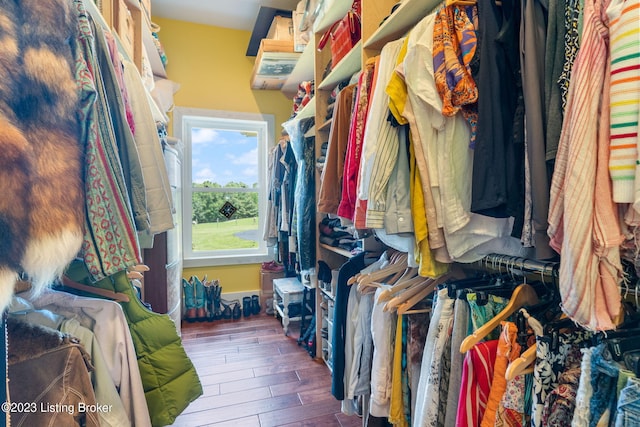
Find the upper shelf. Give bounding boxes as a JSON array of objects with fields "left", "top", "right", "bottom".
[
  {"left": 282, "top": 96, "right": 316, "bottom": 128},
  {"left": 318, "top": 40, "right": 362, "bottom": 91},
  {"left": 281, "top": 41, "right": 315, "bottom": 99},
  {"left": 142, "top": 12, "right": 167, "bottom": 78},
  {"left": 364, "top": 0, "right": 441, "bottom": 50},
  {"left": 313, "top": 0, "right": 353, "bottom": 34}
]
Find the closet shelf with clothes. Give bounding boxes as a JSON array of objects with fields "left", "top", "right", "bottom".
[
  {"left": 317, "top": 40, "right": 363, "bottom": 90},
  {"left": 364, "top": 0, "right": 441, "bottom": 50}
]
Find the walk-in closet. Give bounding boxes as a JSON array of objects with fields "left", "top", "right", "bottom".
[{"left": 1, "top": 0, "right": 639, "bottom": 426}]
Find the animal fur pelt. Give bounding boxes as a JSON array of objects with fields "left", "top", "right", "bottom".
[{"left": 0, "top": 0, "right": 84, "bottom": 313}]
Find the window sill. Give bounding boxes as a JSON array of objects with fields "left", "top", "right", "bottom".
[{"left": 183, "top": 254, "right": 273, "bottom": 268}]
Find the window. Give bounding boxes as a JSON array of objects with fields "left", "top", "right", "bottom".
[{"left": 174, "top": 108, "right": 274, "bottom": 267}]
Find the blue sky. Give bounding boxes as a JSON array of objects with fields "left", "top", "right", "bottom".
[{"left": 191, "top": 128, "right": 258, "bottom": 186}]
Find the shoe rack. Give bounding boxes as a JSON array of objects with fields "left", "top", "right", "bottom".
[{"left": 281, "top": 0, "right": 441, "bottom": 370}]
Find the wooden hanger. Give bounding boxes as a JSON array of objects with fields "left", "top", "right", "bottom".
[
  {"left": 61, "top": 275, "right": 130, "bottom": 303},
  {"left": 396, "top": 272, "right": 457, "bottom": 315},
  {"left": 384, "top": 277, "right": 434, "bottom": 312},
  {"left": 404, "top": 308, "right": 432, "bottom": 315},
  {"left": 505, "top": 345, "right": 535, "bottom": 380},
  {"left": 384, "top": 265, "right": 416, "bottom": 287},
  {"left": 395, "top": 280, "right": 438, "bottom": 315},
  {"left": 127, "top": 271, "right": 144, "bottom": 280},
  {"left": 459, "top": 283, "right": 540, "bottom": 353},
  {"left": 356, "top": 253, "right": 408, "bottom": 292},
  {"left": 445, "top": 0, "right": 476, "bottom": 5},
  {"left": 378, "top": 272, "right": 423, "bottom": 302},
  {"left": 348, "top": 250, "right": 391, "bottom": 285},
  {"left": 128, "top": 264, "right": 150, "bottom": 272}
]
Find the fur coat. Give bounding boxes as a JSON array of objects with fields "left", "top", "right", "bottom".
[{"left": 0, "top": 0, "right": 84, "bottom": 312}]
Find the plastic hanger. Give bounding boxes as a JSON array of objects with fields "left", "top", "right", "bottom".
[
  {"left": 61, "top": 275, "right": 130, "bottom": 303},
  {"left": 459, "top": 283, "right": 540, "bottom": 353}
]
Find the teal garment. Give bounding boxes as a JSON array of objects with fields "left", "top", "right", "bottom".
[
  {"left": 466, "top": 293, "right": 510, "bottom": 341},
  {"left": 401, "top": 315, "right": 411, "bottom": 425},
  {"left": 66, "top": 260, "right": 203, "bottom": 426}
]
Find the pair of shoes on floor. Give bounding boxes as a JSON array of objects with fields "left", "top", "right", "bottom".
[
  {"left": 220, "top": 298, "right": 242, "bottom": 320},
  {"left": 242, "top": 295, "right": 261, "bottom": 317},
  {"left": 261, "top": 261, "right": 284, "bottom": 272},
  {"left": 183, "top": 276, "right": 208, "bottom": 322}
]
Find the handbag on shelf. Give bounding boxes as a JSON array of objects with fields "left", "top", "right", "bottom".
[{"left": 317, "top": 0, "right": 361, "bottom": 68}]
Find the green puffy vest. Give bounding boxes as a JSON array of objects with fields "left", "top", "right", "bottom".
[{"left": 65, "top": 260, "right": 202, "bottom": 426}]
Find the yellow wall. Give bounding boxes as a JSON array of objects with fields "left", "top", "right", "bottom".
[{"left": 153, "top": 17, "right": 292, "bottom": 293}]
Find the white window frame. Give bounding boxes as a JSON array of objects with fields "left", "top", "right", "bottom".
[{"left": 174, "top": 107, "right": 274, "bottom": 267}]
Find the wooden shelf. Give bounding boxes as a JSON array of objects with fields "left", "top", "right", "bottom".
[
  {"left": 281, "top": 41, "right": 315, "bottom": 98},
  {"left": 364, "top": 0, "right": 441, "bottom": 50},
  {"left": 282, "top": 96, "right": 316, "bottom": 128},
  {"left": 318, "top": 41, "right": 362, "bottom": 91},
  {"left": 313, "top": 0, "right": 353, "bottom": 34},
  {"left": 318, "top": 119, "right": 333, "bottom": 132},
  {"left": 142, "top": 12, "right": 167, "bottom": 78},
  {"left": 295, "top": 96, "right": 316, "bottom": 120},
  {"left": 320, "top": 287, "right": 335, "bottom": 301},
  {"left": 319, "top": 243, "right": 353, "bottom": 259}
]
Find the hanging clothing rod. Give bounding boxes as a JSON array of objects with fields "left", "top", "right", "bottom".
[{"left": 472, "top": 254, "right": 559, "bottom": 279}]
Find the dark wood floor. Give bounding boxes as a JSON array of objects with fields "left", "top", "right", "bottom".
[{"left": 170, "top": 312, "right": 362, "bottom": 427}]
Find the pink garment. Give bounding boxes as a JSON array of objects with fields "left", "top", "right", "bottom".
[
  {"left": 456, "top": 340, "right": 498, "bottom": 427},
  {"left": 547, "top": 0, "right": 623, "bottom": 331},
  {"left": 337, "top": 60, "right": 376, "bottom": 221},
  {"left": 104, "top": 31, "right": 135, "bottom": 135}
]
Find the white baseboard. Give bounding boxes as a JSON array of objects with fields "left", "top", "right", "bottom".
[{"left": 220, "top": 290, "right": 260, "bottom": 303}]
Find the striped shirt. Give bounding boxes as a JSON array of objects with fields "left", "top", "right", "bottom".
[
  {"left": 456, "top": 340, "right": 498, "bottom": 427},
  {"left": 608, "top": 0, "right": 640, "bottom": 203},
  {"left": 548, "top": 0, "right": 623, "bottom": 331}
]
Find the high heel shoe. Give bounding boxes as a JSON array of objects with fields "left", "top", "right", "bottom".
[{"left": 220, "top": 298, "right": 236, "bottom": 320}]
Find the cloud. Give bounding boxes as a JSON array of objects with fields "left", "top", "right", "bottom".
[
  {"left": 191, "top": 128, "right": 229, "bottom": 145},
  {"left": 194, "top": 167, "right": 217, "bottom": 183},
  {"left": 226, "top": 148, "right": 258, "bottom": 166},
  {"left": 242, "top": 167, "right": 258, "bottom": 179}
]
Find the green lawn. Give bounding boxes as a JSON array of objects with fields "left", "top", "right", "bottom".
[{"left": 192, "top": 217, "right": 259, "bottom": 251}]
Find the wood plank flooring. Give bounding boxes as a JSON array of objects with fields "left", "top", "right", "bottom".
[{"left": 170, "top": 313, "right": 361, "bottom": 427}]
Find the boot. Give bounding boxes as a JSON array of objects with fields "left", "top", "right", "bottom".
[
  {"left": 232, "top": 301, "right": 241, "bottom": 320},
  {"left": 192, "top": 276, "right": 207, "bottom": 321},
  {"left": 182, "top": 278, "right": 197, "bottom": 322},
  {"left": 203, "top": 279, "right": 216, "bottom": 322},
  {"left": 242, "top": 296, "right": 252, "bottom": 318},
  {"left": 213, "top": 281, "right": 223, "bottom": 320},
  {"left": 251, "top": 295, "right": 261, "bottom": 315}
]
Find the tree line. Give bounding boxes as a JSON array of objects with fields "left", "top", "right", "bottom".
[{"left": 192, "top": 181, "right": 258, "bottom": 223}]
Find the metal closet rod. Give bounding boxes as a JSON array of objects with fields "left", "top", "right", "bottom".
[{"left": 473, "top": 254, "right": 559, "bottom": 278}]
